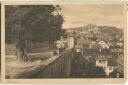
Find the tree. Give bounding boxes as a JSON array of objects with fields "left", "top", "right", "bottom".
[
  {"left": 109, "top": 69, "right": 124, "bottom": 78},
  {"left": 5, "top": 5, "right": 64, "bottom": 61}
]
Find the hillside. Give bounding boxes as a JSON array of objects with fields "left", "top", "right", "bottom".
[{"left": 66, "top": 24, "right": 123, "bottom": 34}]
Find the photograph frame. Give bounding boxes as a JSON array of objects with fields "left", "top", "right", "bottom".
[{"left": 1, "top": 1, "right": 127, "bottom": 84}]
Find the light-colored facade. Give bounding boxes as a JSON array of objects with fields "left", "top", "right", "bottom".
[{"left": 95, "top": 56, "right": 116, "bottom": 76}]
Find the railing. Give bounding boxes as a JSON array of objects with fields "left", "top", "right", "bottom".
[{"left": 12, "top": 49, "right": 73, "bottom": 79}]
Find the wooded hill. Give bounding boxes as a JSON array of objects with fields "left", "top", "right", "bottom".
[{"left": 66, "top": 24, "right": 123, "bottom": 34}]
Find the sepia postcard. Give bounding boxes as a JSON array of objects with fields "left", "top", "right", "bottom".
[{"left": 1, "top": 1, "right": 127, "bottom": 84}]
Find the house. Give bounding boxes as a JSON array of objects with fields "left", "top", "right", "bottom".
[
  {"left": 95, "top": 58, "right": 107, "bottom": 69},
  {"left": 95, "top": 55, "right": 117, "bottom": 76}
]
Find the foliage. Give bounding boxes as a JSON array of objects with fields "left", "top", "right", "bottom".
[
  {"left": 71, "top": 54, "right": 106, "bottom": 78},
  {"left": 109, "top": 69, "right": 124, "bottom": 78},
  {"left": 5, "top": 5, "right": 64, "bottom": 61},
  {"left": 5, "top": 5, "right": 64, "bottom": 44}
]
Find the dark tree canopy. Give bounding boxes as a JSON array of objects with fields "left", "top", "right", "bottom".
[
  {"left": 5, "top": 5, "right": 64, "bottom": 61},
  {"left": 5, "top": 5, "right": 64, "bottom": 44}
]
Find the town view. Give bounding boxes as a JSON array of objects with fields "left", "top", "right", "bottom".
[{"left": 5, "top": 4, "right": 124, "bottom": 79}]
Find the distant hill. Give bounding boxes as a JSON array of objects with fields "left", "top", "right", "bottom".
[{"left": 66, "top": 24, "right": 123, "bottom": 34}]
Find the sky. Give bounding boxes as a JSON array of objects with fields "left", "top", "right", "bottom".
[{"left": 60, "top": 4, "right": 125, "bottom": 29}]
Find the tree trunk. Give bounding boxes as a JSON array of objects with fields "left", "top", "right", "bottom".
[
  {"left": 16, "top": 41, "right": 31, "bottom": 62},
  {"left": 16, "top": 30, "right": 31, "bottom": 62}
]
